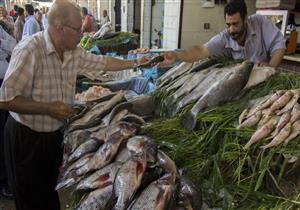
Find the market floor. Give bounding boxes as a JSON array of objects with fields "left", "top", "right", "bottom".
[{"left": 0, "top": 190, "right": 72, "bottom": 210}]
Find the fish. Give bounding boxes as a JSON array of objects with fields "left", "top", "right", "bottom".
[
  {"left": 110, "top": 109, "right": 129, "bottom": 125},
  {"left": 238, "top": 108, "right": 250, "bottom": 125},
  {"left": 121, "top": 113, "right": 146, "bottom": 126},
  {"left": 272, "top": 111, "right": 291, "bottom": 137},
  {"left": 115, "top": 146, "right": 131, "bottom": 163},
  {"left": 170, "top": 67, "right": 229, "bottom": 116},
  {"left": 157, "top": 62, "right": 193, "bottom": 88},
  {"left": 244, "top": 117, "right": 278, "bottom": 150},
  {"left": 76, "top": 184, "right": 115, "bottom": 210},
  {"left": 261, "top": 123, "right": 292, "bottom": 149},
  {"left": 67, "top": 91, "right": 125, "bottom": 132},
  {"left": 76, "top": 162, "right": 122, "bottom": 191},
  {"left": 102, "top": 102, "right": 133, "bottom": 126},
  {"left": 127, "top": 173, "right": 175, "bottom": 210},
  {"left": 113, "top": 154, "right": 147, "bottom": 210},
  {"left": 126, "top": 136, "right": 157, "bottom": 164},
  {"left": 157, "top": 150, "right": 178, "bottom": 183},
  {"left": 67, "top": 139, "right": 103, "bottom": 163},
  {"left": 290, "top": 103, "right": 300, "bottom": 123},
  {"left": 177, "top": 175, "right": 202, "bottom": 210},
  {"left": 243, "top": 65, "right": 276, "bottom": 90},
  {"left": 277, "top": 93, "right": 299, "bottom": 115},
  {"left": 237, "top": 110, "right": 262, "bottom": 129},
  {"left": 165, "top": 73, "right": 195, "bottom": 92},
  {"left": 284, "top": 120, "right": 300, "bottom": 144},
  {"left": 269, "top": 90, "right": 293, "bottom": 114},
  {"left": 76, "top": 133, "right": 125, "bottom": 176},
  {"left": 182, "top": 61, "right": 253, "bottom": 130}
]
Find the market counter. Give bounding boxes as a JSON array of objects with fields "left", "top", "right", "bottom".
[{"left": 278, "top": 54, "right": 300, "bottom": 73}]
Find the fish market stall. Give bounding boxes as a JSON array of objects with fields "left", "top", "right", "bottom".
[{"left": 59, "top": 57, "right": 300, "bottom": 209}]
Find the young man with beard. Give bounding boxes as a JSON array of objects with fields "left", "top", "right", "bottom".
[{"left": 161, "top": 0, "right": 286, "bottom": 68}]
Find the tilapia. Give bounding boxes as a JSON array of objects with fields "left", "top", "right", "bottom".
[
  {"left": 277, "top": 93, "right": 299, "bottom": 115},
  {"left": 126, "top": 136, "right": 157, "bottom": 164},
  {"left": 182, "top": 61, "right": 253, "bottom": 130},
  {"left": 115, "top": 146, "right": 131, "bottom": 163},
  {"left": 244, "top": 117, "right": 278, "bottom": 150},
  {"left": 67, "top": 91, "right": 125, "bottom": 132},
  {"left": 76, "top": 123, "right": 136, "bottom": 176},
  {"left": 76, "top": 185, "right": 114, "bottom": 210},
  {"left": 113, "top": 154, "right": 147, "bottom": 210},
  {"left": 68, "top": 139, "right": 103, "bottom": 163},
  {"left": 170, "top": 67, "right": 229, "bottom": 116},
  {"left": 127, "top": 173, "right": 175, "bottom": 210},
  {"left": 261, "top": 123, "right": 292, "bottom": 149},
  {"left": 76, "top": 162, "right": 122, "bottom": 191}
]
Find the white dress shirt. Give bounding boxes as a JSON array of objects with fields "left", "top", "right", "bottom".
[{"left": 22, "top": 15, "right": 41, "bottom": 40}]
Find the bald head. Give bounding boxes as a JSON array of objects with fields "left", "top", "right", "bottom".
[{"left": 48, "top": 0, "right": 81, "bottom": 27}]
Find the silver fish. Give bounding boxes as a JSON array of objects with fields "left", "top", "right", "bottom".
[
  {"left": 128, "top": 173, "right": 175, "bottom": 210},
  {"left": 182, "top": 61, "right": 253, "bottom": 130},
  {"left": 113, "top": 154, "right": 147, "bottom": 210},
  {"left": 76, "top": 162, "right": 122, "bottom": 191}
]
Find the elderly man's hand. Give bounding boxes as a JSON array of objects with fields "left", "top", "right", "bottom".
[
  {"left": 48, "top": 101, "right": 76, "bottom": 122},
  {"left": 136, "top": 56, "right": 151, "bottom": 66}
]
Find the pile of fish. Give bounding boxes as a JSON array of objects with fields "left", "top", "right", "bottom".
[
  {"left": 238, "top": 89, "right": 300, "bottom": 149},
  {"left": 156, "top": 59, "right": 254, "bottom": 130},
  {"left": 58, "top": 90, "right": 202, "bottom": 210}
]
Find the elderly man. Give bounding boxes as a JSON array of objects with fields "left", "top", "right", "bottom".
[
  {"left": 161, "top": 0, "right": 286, "bottom": 68},
  {"left": 0, "top": 0, "right": 147, "bottom": 209},
  {"left": 0, "top": 23, "right": 16, "bottom": 200}
]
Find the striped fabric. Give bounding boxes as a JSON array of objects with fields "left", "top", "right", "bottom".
[{"left": 0, "top": 30, "right": 107, "bottom": 132}]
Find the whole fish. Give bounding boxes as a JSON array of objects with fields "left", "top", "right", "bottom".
[
  {"left": 127, "top": 173, "right": 175, "bottom": 210},
  {"left": 67, "top": 91, "right": 125, "bottom": 132},
  {"left": 238, "top": 108, "right": 250, "bottom": 125},
  {"left": 76, "top": 162, "right": 122, "bottom": 191},
  {"left": 290, "top": 103, "right": 300, "bottom": 123},
  {"left": 113, "top": 154, "right": 147, "bottom": 210},
  {"left": 170, "top": 67, "right": 229, "bottom": 116},
  {"left": 182, "top": 61, "right": 253, "bottom": 130},
  {"left": 244, "top": 117, "right": 278, "bottom": 150},
  {"left": 272, "top": 111, "right": 291, "bottom": 137},
  {"left": 126, "top": 136, "right": 157, "bottom": 164},
  {"left": 164, "top": 66, "right": 216, "bottom": 108},
  {"left": 76, "top": 124, "right": 136, "bottom": 176},
  {"left": 68, "top": 139, "right": 103, "bottom": 163},
  {"left": 157, "top": 62, "right": 193, "bottom": 88},
  {"left": 237, "top": 110, "right": 262, "bottom": 129},
  {"left": 269, "top": 91, "right": 293, "bottom": 114},
  {"left": 277, "top": 93, "right": 299, "bottom": 115},
  {"left": 284, "top": 120, "right": 300, "bottom": 144},
  {"left": 261, "top": 123, "right": 292, "bottom": 149},
  {"left": 76, "top": 185, "right": 114, "bottom": 210}
]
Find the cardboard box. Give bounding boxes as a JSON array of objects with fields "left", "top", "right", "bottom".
[{"left": 256, "top": 0, "right": 296, "bottom": 10}]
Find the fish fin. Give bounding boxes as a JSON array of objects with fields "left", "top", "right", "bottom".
[{"left": 181, "top": 110, "right": 197, "bottom": 130}]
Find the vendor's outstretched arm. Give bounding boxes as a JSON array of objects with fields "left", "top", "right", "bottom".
[
  {"left": 161, "top": 45, "right": 210, "bottom": 66},
  {"left": 104, "top": 57, "right": 149, "bottom": 71},
  {"left": 269, "top": 48, "right": 285, "bottom": 68}
]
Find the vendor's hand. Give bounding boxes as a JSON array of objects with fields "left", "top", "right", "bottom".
[
  {"left": 136, "top": 56, "right": 151, "bottom": 65},
  {"left": 159, "top": 52, "right": 178, "bottom": 67},
  {"left": 257, "top": 61, "right": 270, "bottom": 67},
  {"left": 48, "top": 101, "right": 76, "bottom": 122}
]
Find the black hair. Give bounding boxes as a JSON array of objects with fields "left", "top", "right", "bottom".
[
  {"left": 81, "top": 7, "right": 88, "bottom": 16},
  {"left": 25, "top": 4, "right": 34, "bottom": 15},
  {"left": 224, "top": 0, "right": 247, "bottom": 20},
  {"left": 17, "top": 7, "right": 24, "bottom": 16}
]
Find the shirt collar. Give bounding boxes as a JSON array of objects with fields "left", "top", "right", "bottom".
[{"left": 44, "top": 30, "right": 56, "bottom": 55}]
